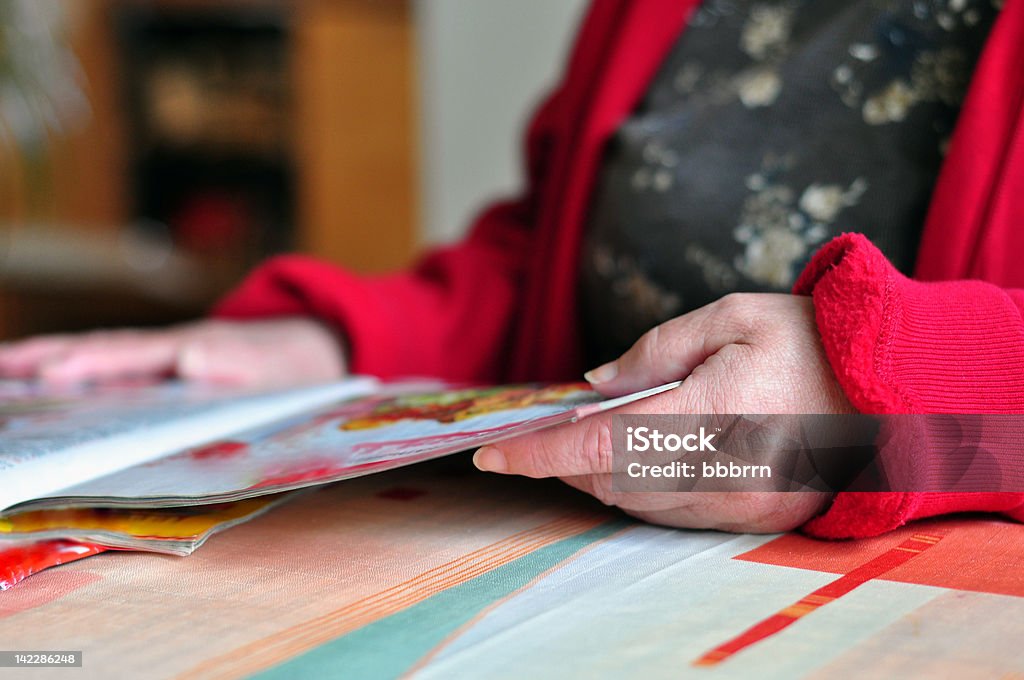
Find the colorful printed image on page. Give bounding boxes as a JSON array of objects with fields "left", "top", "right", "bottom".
[{"left": 27, "top": 381, "right": 679, "bottom": 508}]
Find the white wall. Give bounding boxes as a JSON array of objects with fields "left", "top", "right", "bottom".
[{"left": 413, "top": 0, "right": 589, "bottom": 244}]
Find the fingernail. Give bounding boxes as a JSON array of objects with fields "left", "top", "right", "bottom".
[
  {"left": 584, "top": 361, "right": 618, "bottom": 385},
  {"left": 473, "top": 446, "right": 507, "bottom": 473}
]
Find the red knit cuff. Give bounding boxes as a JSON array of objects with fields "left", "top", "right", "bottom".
[
  {"left": 792, "top": 233, "right": 905, "bottom": 413},
  {"left": 793, "top": 233, "right": 1024, "bottom": 538},
  {"left": 794, "top": 233, "right": 1024, "bottom": 414}
]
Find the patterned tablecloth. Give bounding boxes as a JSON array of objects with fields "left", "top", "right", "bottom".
[{"left": 2, "top": 456, "right": 1022, "bottom": 679}]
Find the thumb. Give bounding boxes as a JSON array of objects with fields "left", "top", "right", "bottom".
[
  {"left": 473, "top": 412, "right": 614, "bottom": 478},
  {"left": 583, "top": 296, "right": 748, "bottom": 397},
  {"left": 473, "top": 386, "right": 691, "bottom": 479}
]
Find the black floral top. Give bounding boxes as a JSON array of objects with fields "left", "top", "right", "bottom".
[{"left": 579, "top": 0, "right": 1000, "bottom": 366}]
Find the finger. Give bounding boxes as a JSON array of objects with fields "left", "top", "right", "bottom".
[
  {"left": 0, "top": 335, "right": 75, "bottom": 377},
  {"left": 473, "top": 389, "right": 688, "bottom": 478},
  {"left": 176, "top": 320, "right": 346, "bottom": 388},
  {"left": 559, "top": 473, "right": 699, "bottom": 512},
  {"left": 624, "top": 492, "right": 749, "bottom": 530},
  {"left": 176, "top": 337, "right": 269, "bottom": 386},
  {"left": 37, "top": 332, "right": 181, "bottom": 384},
  {"left": 627, "top": 504, "right": 724, "bottom": 531},
  {"left": 628, "top": 491, "right": 830, "bottom": 533},
  {"left": 583, "top": 295, "right": 751, "bottom": 397},
  {"left": 561, "top": 474, "right": 825, "bottom": 533}
]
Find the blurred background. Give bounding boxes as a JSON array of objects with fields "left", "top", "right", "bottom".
[{"left": 0, "top": 0, "right": 585, "bottom": 340}]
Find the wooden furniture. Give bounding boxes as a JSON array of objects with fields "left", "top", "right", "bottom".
[
  {"left": 0, "top": 0, "right": 418, "bottom": 339},
  {"left": 293, "top": 0, "right": 417, "bottom": 273}
]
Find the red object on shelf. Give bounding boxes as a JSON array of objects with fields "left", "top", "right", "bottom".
[{"left": 173, "top": 192, "right": 253, "bottom": 254}]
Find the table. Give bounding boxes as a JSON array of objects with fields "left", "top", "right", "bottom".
[{"left": 2, "top": 457, "right": 1022, "bottom": 679}]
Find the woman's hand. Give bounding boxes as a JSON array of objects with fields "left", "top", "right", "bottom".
[
  {"left": 0, "top": 318, "right": 347, "bottom": 388},
  {"left": 473, "top": 293, "right": 855, "bottom": 533}
]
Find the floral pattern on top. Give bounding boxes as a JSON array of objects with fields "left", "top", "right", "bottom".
[{"left": 579, "top": 0, "right": 999, "bottom": 366}]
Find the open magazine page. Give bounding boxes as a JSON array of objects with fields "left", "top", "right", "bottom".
[
  {"left": 16, "top": 381, "right": 680, "bottom": 510},
  {"left": 0, "top": 378, "right": 379, "bottom": 512}
]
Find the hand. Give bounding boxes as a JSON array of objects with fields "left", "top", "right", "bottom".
[
  {"left": 0, "top": 318, "right": 347, "bottom": 388},
  {"left": 473, "top": 293, "right": 855, "bottom": 533}
]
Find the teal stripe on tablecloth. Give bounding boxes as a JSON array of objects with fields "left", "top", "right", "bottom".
[{"left": 250, "top": 519, "right": 630, "bottom": 680}]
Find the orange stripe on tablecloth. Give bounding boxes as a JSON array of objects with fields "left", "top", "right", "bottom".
[
  {"left": 270, "top": 515, "right": 599, "bottom": 639},
  {"left": 262, "top": 518, "right": 601, "bottom": 655},
  {"left": 693, "top": 533, "right": 944, "bottom": 667},
  {"left": 184, "top": 513, "right": 607, "bottom": 680},
  {"left": 262, "top": 515, "right": 599, "bottom": 640},
  {"left": 197, "top": 515, "right": 604, "bottom": 680}
]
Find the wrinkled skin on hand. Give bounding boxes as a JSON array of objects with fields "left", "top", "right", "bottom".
[{"left": 474, "top": 294, "right": 855, "bottom": 533}]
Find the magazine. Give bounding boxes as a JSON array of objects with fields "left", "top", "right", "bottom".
[
  {"left": 0, "top": 494, "right": 297, "bottom": 556},
  {"left": 0, "top": 377, "right": 680, "bottom": 517}
]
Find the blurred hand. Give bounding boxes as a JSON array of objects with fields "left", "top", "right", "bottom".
[
  {"left": 0, "top": 318, "right": 347, "bottom": 388},
  {"left": 473, "top": 293, "right": 855, "bottom": 533}
]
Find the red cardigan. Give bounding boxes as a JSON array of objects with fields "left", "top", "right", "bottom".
[{"left": 216, "top": 0, "right": 1024, "bottom": 538}]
